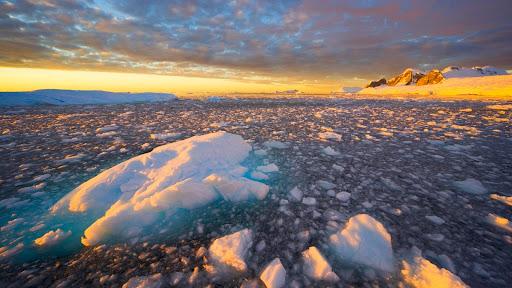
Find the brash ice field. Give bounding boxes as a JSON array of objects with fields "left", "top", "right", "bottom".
[{"left": 0, "top": 97, "right": 511, "bottom": 287}]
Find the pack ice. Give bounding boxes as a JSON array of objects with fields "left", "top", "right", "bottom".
[{"left": 51, "top": 132, "right": 269, "bottom": 246}]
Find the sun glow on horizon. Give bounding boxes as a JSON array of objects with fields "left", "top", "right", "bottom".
[{"left": 0, "top": 67, "right": 326, "bottom": 95}]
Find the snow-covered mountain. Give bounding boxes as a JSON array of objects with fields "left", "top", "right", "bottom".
[
  {"left": 359, "top": 65, "right": 510, "bottom": 96},
  {"left": 0, "top": 89, "right": 177, "bottom": 106},
  {"left": 441, "top": 66, "right": 508, "bottom": 79}
]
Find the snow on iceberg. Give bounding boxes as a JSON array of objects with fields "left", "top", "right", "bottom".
[
  {"left": 329, "top": 214, "right": 394, "bottom": 273},
  {"left": 260, "top": 258, "right": 286, "bottom": 288},
  {"left": 402, "top": 247, "right": 468, "bottom": 288},
  {"left": 209, "top": 229, "right": 253, "bottom": 274},
  {"left": 51, "top": 132, "right": 269, "bottom": 246}
]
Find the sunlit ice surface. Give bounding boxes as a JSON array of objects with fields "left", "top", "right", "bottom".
[{"left": 0, "top": 96, "right": 511, "bottom": 287}]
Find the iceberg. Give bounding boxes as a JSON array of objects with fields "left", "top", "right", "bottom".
[{"left": 51, "top": 132, "right": 269, "bottom": 246}]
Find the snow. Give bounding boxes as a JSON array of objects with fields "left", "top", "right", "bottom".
[
  {"left": 122, "top": 273, "right": 165, "bottom": 288},
  {"left": 402, "top": 247, "right": 468, "bottom": 288},
  {"left": 34, "top": 229, "right": 72, "bottom": 247},
  {"left": 302, "top": 246, "right": 340, "bottom": 282},
  {"left": 359, "top": 75, "right": 512, "bottom": 96},
  {"left": 453, "top": 178, "right": 487, "bottom": 195},
  {"left": 260, "top": 258, "right": 286, "bottom": 288},
  {"left": 329, "top": 214, "right": 394, "bottom": 273},
  {"left": 51, "top": 132, "right": 268, "bottom": 246},
  {"left": 0, "top": 89, "right": 177, "bottom": 106},
  {"left": 209, "top": 229, "right": 253, "bottom": 273}
]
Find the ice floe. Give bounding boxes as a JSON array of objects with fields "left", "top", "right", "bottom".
[
  {"left": 453, "top": 178, "right": 487, "bottom": 195},
  {"left": 402, "top": 247, "right": 468, "bottom": 288},
  {"left": 260, "top": 258, "right": 286, "bottom": 288},
  {"left": 302, "top": 246, "right": 340, "bottom": 282},
  {"left": 209, "top": 229, "right": 253, "bottom": 274},
  {"left": 329, "top": 214, "right": 394, "bottom": 273}
]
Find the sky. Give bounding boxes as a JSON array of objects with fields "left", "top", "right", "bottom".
[{"left": 1, "top": 0, "right": 512, "bottom": 93}]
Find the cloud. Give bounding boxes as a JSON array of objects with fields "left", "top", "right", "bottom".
[{"left": 1, "top": 0, "right": 511, "bottom": 90}]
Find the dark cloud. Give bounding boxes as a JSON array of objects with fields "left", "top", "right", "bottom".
[{"left": 1, "top": 0, "right": 511, "bottom": 89}]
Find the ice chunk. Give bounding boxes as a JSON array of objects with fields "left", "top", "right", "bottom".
[
  {"left": 453, "top": 178, "right": 487, "bottom": 195},
  {"left": 18, "top": 183, "right": 46, "bottom": 193},
  {"left": 0, "top": 243, "right": 24, "bottom": 262},
  {"left": 260, "top": 258, "right": 286, "bottom": 288},
  {"left": 336, "top": 192, "right": 351, "bottom": 202},
  {"left": 490, "top": 194, "right": 512, "bottom": 206},
  {"left": 302, "top": 246, "right": 340, "bottom": 282},
  {"left": 96, "top": 125, "right": 118, "bottom": 133},
  {"left": 263, "top": 141, "right": 288, "bottom": 149},
  {"left": 402, "top": 248, "right": 468, "bottom": 288},
  {"left": 317, "top": 180, "right": 336, "bottom": 190},
  {"left": 150, "top": 133, "right": 181, "bottom": 140},
  {"left": 253, "top": 149, "right": 268, "bottom": 156},
  {"left": 51, "top": 132, "right": 268, "bottom": 246},
  {"left": 302, "top": 197, "right": 316, "bottom": 205},
  {"left": 1, "top": 218, "right": 24, "bottom": 231},
  {"left": 250, "top": 171, "right": 269, "bottom": 180},
  {"left": 209, "top": 229, "right": 253, "bottom": 273},
  {"left": 329, "top": 214, "right": 394, "bottom": 273},
  {"left": 257, "top": 164, "right": 279, "bottom": 173},
  {"left": 322, "top": 146, "right": 340, "bottom": 156},
  {"left": 289, "top": 187, "right": 303, "bottom": 202},
  {"left": 485, "top": 213, "right": 512, "bottom": 232},
  {"left": 425, "top": 215, "right": 445, "bottom": 225},
  {"left": 122, "top": 273, "right": 165, "bottom": 288},
  {"left": 34, "top": 229, "right": 72, "bottom": 248},
  {"left": 318, "top": 132, "right": 342, "bottom": 141}
]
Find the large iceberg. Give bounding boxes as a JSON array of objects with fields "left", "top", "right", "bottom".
[
  {"left": 51, "top": 132, "right": 269, "bottom": 246},
  {"left": 0, "top": 89, "right": 177, "bottom": 106}
]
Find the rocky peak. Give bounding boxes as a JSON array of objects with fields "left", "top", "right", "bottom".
[
  {"left": 387, "top": 68, "right": 426, "bottom": 86},
  {"left": 364, "top": 78, "right": 387, "bottom": 88},
  {"left": 416, "top": 70, "right": 445, "bottom": 86}
]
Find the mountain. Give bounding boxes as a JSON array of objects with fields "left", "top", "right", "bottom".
[
  {"left": 364, "top": 78, "right": 387, "bottom": 88},
  {"left": 0, "top": 89, "right": 178, "bottom": 106},
  {"left": 387, "top": 68, "right": 426, "bottom": 86},
  {"left": 441, "top": 66, "right": 508, "bottom": 79},
  {"left": 416, "top": 70, "right": 445, "bottom": 86}
]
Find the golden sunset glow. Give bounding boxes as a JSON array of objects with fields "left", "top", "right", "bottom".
[{"left": 0, "top": 67, "right": 325, "bottom": 95}]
